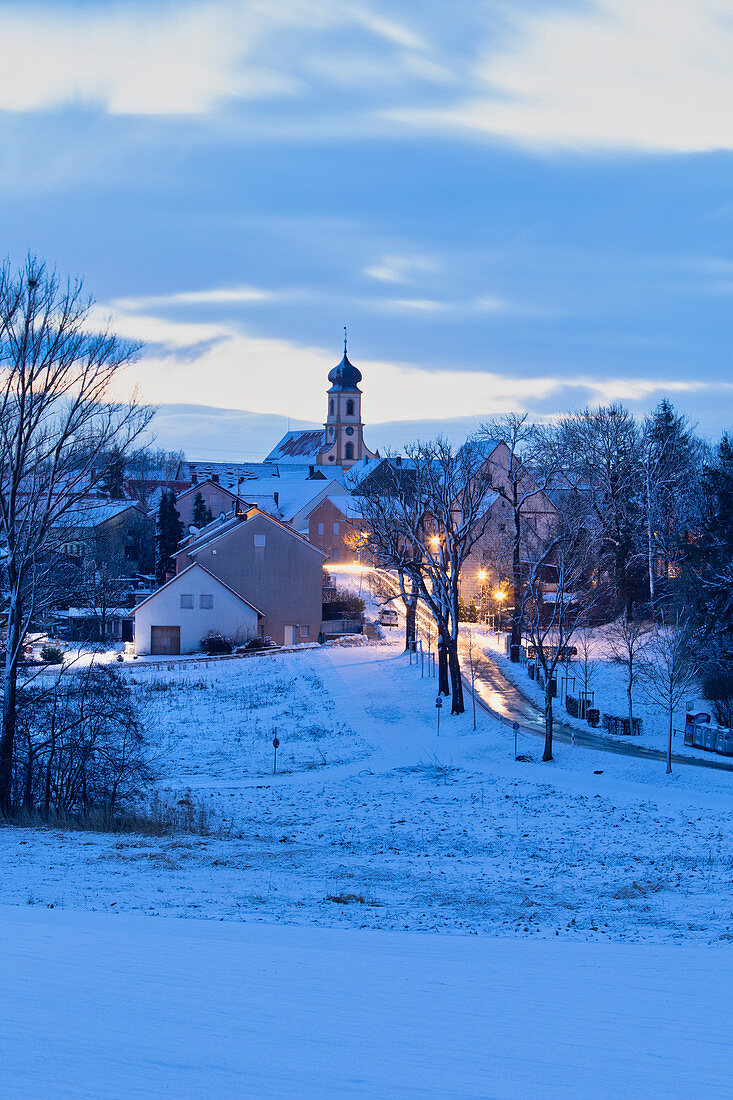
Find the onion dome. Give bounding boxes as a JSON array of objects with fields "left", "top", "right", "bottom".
[{"left": 327, "top": 331, "right": 362, "bottom": 392}]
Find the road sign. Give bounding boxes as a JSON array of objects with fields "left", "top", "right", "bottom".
[{"left": 435, "top": 697, "right": 443, "bottom": 708}]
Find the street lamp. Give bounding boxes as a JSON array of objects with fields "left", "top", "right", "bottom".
[
  {"left": 478, "top": 570, "right": 487, "bottom": 622},
  {"left": 495, "top": 588, "right": 506, "bottom": 632},
  {"left": 429, "top": 535, "right": 441, "bottom": 549}
]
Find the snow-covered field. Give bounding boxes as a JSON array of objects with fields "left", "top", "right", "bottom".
[
  {"left": 6, "top": 633, "right": 733, "bottom": 1094},
  {"left": 4, "top": 904, "right": 732, "bottom": 1099},
  {"left": 5, "top": 636, "right": 733, "bottom": 940}
]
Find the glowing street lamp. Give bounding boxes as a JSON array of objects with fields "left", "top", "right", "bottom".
[
  {"left": 478, "top": 570, "right": 487, "bottom": 622},
  {"left": 495, "top": 588, "right": 506, "bottom": 631},
  {"left": 429, "top": 535, "right": 441, "bottom": 550}
]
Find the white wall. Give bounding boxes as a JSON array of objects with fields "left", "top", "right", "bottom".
[{"left": 134, "top": 567, "right": 259, "bottom": 655}]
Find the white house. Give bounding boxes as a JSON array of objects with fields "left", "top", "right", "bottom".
[{"left": 133, "top": 563, "right": 262, "bottom": 655}]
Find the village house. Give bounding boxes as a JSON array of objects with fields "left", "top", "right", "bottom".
[
  {"left": 133, "top": 505, "right": 327, "bottom": 653},
  {"left": 174, "top": 479, "right": 240, "bottom": 530},
  {"left": 133, "top": 563, "right": 262, "bottom": 656}
]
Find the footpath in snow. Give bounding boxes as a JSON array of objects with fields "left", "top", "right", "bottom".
[{"left": 3, "top": 904, "right": 732, "bottom": 1099}]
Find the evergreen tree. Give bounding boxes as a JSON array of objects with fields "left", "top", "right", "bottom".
[
  {"left": 192, "top": 491, "right": 214, "bottom": 528},
  {"left": 683, "top": 434, "right": 733, "bottom": 716},
  {"left": 642, "top": 399, "right": 699, "bottom": 601},
  {"left": 100, "top": 445, "right": 126, "bottom": 499},
  {"left": 155, "top": 490, "right": 184, "bottom": 585},
  {"left": 467, "top": 599, "right": 479, "bottom": 623},
  {"left": 458, "top": 595, "right": 468, "bottom": 622}
]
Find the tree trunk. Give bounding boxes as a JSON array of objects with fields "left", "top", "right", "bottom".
[
  {"left": 437, "top": 638, "right": 450, "bottom": 697},
  {"left": 646, "top": 465, "right": 656, "bottom": 606},
  {"left": 543, "top": 678, "right": 554, "bottom": 761},
  {"left": 448, "top": 639, "right": 464, "bottom": 715},
  {"left": 667, "top": 706, "right": 673, "bottom": 775},
  {"left": 0, "top": 600, "right": 22, "bottom": 814},
  {"left": 510, "top": 506, "right": 522, "bottom": 661},
  {"left": 404, "top": 593, "right": 417, "bottom": 652},
  {"left": 627, "top": 680, "right": 634, "bottom": 734}
]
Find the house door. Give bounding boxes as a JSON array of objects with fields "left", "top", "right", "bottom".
[
  {"left": 284, "top": 625, "right": 296, "bottom": 645},
  {"left": 150, "top": 626, "right": 181, "bottom": 655}
]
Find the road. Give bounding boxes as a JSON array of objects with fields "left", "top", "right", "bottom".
[{"left": 331, "top": 563, "right": 733, "bottom": 774}]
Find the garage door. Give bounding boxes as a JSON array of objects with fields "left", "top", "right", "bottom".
[{"left": 150, "top": 626, "right": 181, "bottom": 655}]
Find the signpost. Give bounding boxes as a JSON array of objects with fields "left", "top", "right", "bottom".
[
  {"left": 513, "top": 720, "right": 519, "bottom": 760},
  {"left": 436, "top": 695, "right": 443, "bottom": 736},
  {"left": 272, "top": 732, "right": 280, "bottom": 775}
]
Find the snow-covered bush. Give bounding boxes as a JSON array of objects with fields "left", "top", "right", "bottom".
[
  {"left": 40, "top": 645, "right": 63, "bottom": 665},
  {"left": 201, "top": 631, "right": 233, "bottom": 655}
]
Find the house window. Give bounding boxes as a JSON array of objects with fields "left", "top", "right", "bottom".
[
  {"left": 332, "top": 548, "right": 339, "bottom": 561},
  {"left": 199, "top": 594, "right": 213, "bottom": 609},
  {"left": 180, "top": 594, "right": 194, "bottom": 609},
  {"left": 254, "top": 534, "right": 266, "bottom": 548},
  {"left": 300, "top": 625, "right": 310, "bottom": 638},
  {"left": 329, "top": 399, "right": 334, "bottom": 414},
  {"left": 344, "top": 442, "right": 354, "bottom": 460},
  {"left": 317, "top": 522, "right": 325, "bottom": 535},
  {"left": 346, "top": 399, "right": 354, "bottom": 416},
  {"left": 333, "top": 522, "right": 339, "bottom": 535}
]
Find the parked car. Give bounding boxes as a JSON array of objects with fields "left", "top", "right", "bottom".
[{"left": 379, "top": 607, "right": 399, "bottom": 627}]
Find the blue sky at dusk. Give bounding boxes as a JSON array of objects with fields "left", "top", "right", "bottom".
[{"left": 1, "top": 0, "right": 732, "bottom": 458}]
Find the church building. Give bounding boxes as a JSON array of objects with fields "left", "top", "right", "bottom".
[{"left": 265, "top": 340, "right": 379, "bottom": 471}]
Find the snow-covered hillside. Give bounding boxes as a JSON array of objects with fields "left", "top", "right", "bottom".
[
  {"left": 4, "top": 637, "right": 733, "bottom": 942},
  {"left": 4, "top": 905, "right": 731, "bottom": 1099}
]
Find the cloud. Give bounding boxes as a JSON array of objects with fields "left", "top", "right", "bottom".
[
  {"left": 390, "top": 0, "right": 733, "bottom": 153},
  {"left": 364, "top": 254, "right": 439, "bottom": 284},
  {"left": 0, "top": 0, "right": 431, "bottom": 116},
  {"left": 105, "top": 301, "right": 731, "bottom": 431},
  {"left": 112, "top": 286, "right": 277, "bottom": 310}
]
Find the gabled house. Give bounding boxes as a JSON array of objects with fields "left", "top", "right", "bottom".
[
  {"left": 170, "top": 506, "right": 327, "bottom": 646},
  {"left": 174, "top": 479, "right": 240, "bottom": 530},
  {"left": 133, "top": 563, "right": 262, "bottom": 655}
]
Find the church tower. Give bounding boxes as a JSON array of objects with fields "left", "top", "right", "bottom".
[{"left": 317, "top": 335, "right": 378, "bottom": 470}]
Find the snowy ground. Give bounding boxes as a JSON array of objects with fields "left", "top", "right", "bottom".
[
  {"left": 4, "top": 905, "right": 731, "bottom": 1099},
  {"left": 5, "top": 636, "right": 733, "bottom": 943},
  {"left": 7, "top": 632, "right": 733, "bottom": 1094}
]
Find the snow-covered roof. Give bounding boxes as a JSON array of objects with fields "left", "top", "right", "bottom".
[
  {"left": 265, "top": 430, "right": 325, "bottom": 464},
  {"left": 55, "top": 501, "right": 146, "bottom": 528},
  {"left": 180, "top": 507, "right": 328, "bottom": 559},
  {"left": 238, "top": 478, "right": 348, "bottom": 522},
  {"left": 133, "top": 563, "right": 264, "bottom": 615}
]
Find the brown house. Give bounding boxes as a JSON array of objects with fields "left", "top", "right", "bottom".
[
  {"left": 174, "top": 507, "right": 327, "bottom": 645},
  {"left": 305, "top": 497, "right": 359, "bottom": 564},
  {"left": 175, "top": 480, "right": 240, "bottom": 531}
]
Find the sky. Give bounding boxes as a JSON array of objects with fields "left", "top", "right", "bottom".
[{"left": 1, "top": 0, "right": 733, "bottom": 459}]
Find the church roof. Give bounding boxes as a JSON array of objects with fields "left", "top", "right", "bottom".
[
  {"left": 265, "top": 430, "right": 325, "bottom": 465},
  {"left": 327, "top": 349, "right": 362, "bottom": 393}
]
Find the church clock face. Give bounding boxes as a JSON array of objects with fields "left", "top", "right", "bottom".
[{"left": 345, "top": 427, "right": 354, "bottom": 436}]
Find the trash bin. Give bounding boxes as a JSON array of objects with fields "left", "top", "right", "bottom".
[{"left": 704, "top": 728, "right": 716, "bottom": 752}]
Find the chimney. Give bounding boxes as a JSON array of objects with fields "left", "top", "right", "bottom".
[
  {"left": 212, "top": 473, "right": 219, "bottom": 484},
  {"left": 274, "top": 491, "right": 279, "bottom": 508},
  {"left": 395, "top": 455, "right": 402, "bottom": 467}
]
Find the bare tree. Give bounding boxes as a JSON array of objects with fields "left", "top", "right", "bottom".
[
  {"left": 606, "top": 615, "right": 651, "bottom": 735},
  {"left": 478, "top": 415, "right": 559, "bottom": 661},
  {"left": 353, "top": 440, "right": 497, "bottom": 713},
  {"left": 522, "top": 504, "right": 597, "bottom": 761},
  {"left": 640, "top": 612, "right": 697, "bottom": 774},
  {"left": 557, "top": 404, "right": 644, "bottom": 617},
  {"left": 575, "top": 627, "right": 598, "bottom": 712},
  {"left": 0, "top": 257, "right": 150, "bottom": 812}
]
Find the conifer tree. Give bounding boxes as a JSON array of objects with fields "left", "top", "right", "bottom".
[
  {"left": 192, "top": 491, "right": 213, "bottom": 528},
  {"left": 155, "top": 490, "right": 184, "bottom": 585}
]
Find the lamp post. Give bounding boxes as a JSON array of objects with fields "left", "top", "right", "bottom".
[
  {"left": 478, "top": 569, "right": 487, "bottom": 623},
  {"left": 495, "top": 588, "right": 506, "bottom": 632}
]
